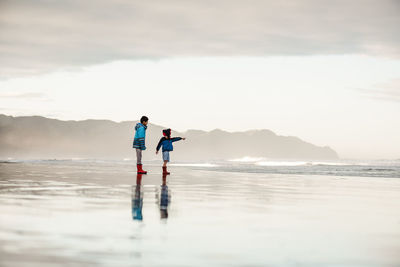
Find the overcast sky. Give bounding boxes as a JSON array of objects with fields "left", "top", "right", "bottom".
[{"left": 1, "top": 0, "right": 399, "bottom": 159}]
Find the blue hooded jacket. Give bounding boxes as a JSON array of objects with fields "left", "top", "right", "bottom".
[
  {"left": 156, "top": 137, "right": 182, "bottom": 152},
  {"left": 133, "top": 123, "right": 147, "bottom": 150}
]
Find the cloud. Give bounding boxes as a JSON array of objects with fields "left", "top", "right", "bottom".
[
  {"left": 358, "top": 79, "right": 400, "bottom": 102},
  {"left": 1, "top": 0, "right": 400, "bottom": 78}
]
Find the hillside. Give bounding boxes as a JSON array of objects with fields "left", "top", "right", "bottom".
[{"left": 0, "top": 114, "right": 338, "bottom": 160}]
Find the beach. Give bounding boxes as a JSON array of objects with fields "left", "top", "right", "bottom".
[{"left": 1, "top": 160, "right": 400, "bottom": 266}]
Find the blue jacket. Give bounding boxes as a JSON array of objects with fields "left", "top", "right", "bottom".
[
  {"left": 133, "top": 123, "right": 147, "bottom": 150},
  {"left": 156, "top": 137, "right": 182, "bottom": 152}
]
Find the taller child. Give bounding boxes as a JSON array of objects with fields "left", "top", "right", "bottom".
[{"left": 133, "top": 116, "right": 149, "bottom": 174}]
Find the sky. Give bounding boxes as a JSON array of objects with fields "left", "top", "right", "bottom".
[{"left": 0, "top": 0, "right": 400, "bottom": 159}]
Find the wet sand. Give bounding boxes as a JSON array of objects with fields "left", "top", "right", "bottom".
[{"left": 1, "top": 162, "right": 400, "bottom": 266}]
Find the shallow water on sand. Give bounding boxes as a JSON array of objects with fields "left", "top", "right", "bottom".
[{"left": 0, "top": 162, "right": 400, "bottom": 266}]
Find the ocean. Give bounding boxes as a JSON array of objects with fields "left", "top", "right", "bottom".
[{"left": 4, "top": 157, "right": 400, "bottom": 178}]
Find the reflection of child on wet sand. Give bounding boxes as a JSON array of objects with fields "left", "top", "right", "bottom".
[
  {"left": 156, "top": 128, "right": 185, "bottom": 175},
  {"left": 160, "top": 174, "right": 170, "bottom": 219},
  {"left": 132, "top": 174, "right": 143, "bottom": 221}
]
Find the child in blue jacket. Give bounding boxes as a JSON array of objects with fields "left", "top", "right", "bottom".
[
  {"left": 133, "top": 116, "right": 148, "bottom": 174},
  {"left": 156, "top": 128, "right": 185, "bottom": 175}
]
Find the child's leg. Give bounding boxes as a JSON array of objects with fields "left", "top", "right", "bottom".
[
  {"left": 162, "top": 151, "right": 169, "bottom": 166},
  {"left": 162, "top": 151, "right": 170, "bottom": 174},
  {"left": 136, "top": 149, "right": 142, "bottom": 165},
  {"left": 136, "top": 149, "right": 147, "bottom": 174},
  {"left": 162, "top": 160, "right": 170, "bottom": 174}
]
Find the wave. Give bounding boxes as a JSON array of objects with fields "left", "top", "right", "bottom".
[
  {"left": 228, "top": 156, "right": 369, "bottom": 166},
  {"left": 170, "top": 163, "right": 218, "bottom": 168},
  {"left": 229, "top": 157, "right": 266, "bottom": 162},
  {"left": 255, "top": 161, "right": 309, "bottom": 166},
  {"left": 362, "top": 168, "right": 395, "bottom": 172},
  {"left": 0, "top": 158, "right": 131, "bottom": 164},
  {"left": 254, "top": 161, "right": 360, "bottom": 167}
]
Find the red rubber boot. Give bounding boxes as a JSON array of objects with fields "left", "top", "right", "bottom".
[
  {"left": 137, "top": 164, "right": 147, "bottom": 174},
  {"left": 162, "top": 166, "right": 170, "bottom": 175}
]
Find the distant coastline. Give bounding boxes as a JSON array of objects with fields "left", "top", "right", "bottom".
[{"left": 0, "top": 114, "right": 338, "bottom": 160}]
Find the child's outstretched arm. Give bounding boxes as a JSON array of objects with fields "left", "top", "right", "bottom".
[{"left": 171, "top": 137, "right": 186, "bottom": 142}]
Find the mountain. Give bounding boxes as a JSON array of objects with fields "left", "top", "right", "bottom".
[{"left": 0, "top": 114, "right": 338, "bottom": 160}]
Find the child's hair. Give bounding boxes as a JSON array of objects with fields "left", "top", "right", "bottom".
[
  {"left": 163, "top": 128, "right": 171, "bottom": 137},
  {"left": 140, "top": 116, "right": 149, "bottom": 123}
]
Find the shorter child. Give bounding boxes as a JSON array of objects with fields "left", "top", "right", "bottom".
[{"left": 156, "top": 128, "right": 185, "bottom": 175}]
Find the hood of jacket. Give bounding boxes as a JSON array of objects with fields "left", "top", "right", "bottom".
[{"left": 135, "top": 123, "right": 147, "bottom": 130}]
